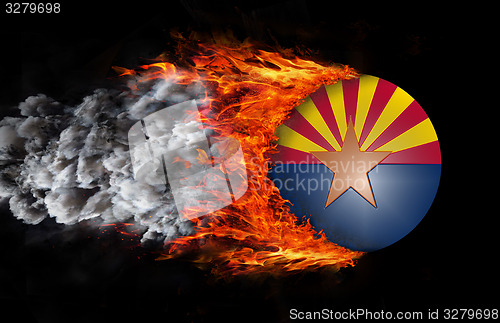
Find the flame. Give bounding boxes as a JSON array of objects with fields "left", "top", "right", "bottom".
[
  {"left": 99, "top": 223, "right": 141, "bottom": 242},
  {"left": 116, "top": 32, "right": 364, "bottom": 276},
  {"left": 172, "top": 156, "right": 192, "bottom": 169}
]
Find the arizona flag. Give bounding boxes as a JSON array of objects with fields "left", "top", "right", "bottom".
[{"left": 270, "top": 75, "right": 441, "bottom": 251}]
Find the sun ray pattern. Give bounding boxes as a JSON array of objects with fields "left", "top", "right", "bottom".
[{"left": 275, "top": 75, "right": 440, "bottom": 164}]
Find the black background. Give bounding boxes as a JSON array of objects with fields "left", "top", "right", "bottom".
[{"left": 0, "top": 1, "right": 495, "bottom": 322}]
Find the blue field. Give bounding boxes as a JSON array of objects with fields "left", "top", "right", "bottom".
[{"left": 269, "top": 164, "right": 441, "bottom": 251}]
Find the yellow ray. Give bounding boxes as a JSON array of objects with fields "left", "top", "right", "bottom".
[
  {"left": 295, "top": 96, "right": 341, "bottom": 151},
  {"left": 360, "top": 87, "right": 414, "bottom": 151},
  {"left": 325, "top": 82, "right": 347, "bottom": 142},
  {"left": 375, "top": 118, "right": 437, "bottom": 152},
  {"left": 275, "top": 125, "right": 327, "bottom": 152},
  {"left": 355, "top": 75, "right": 379, "bottom": 143}
]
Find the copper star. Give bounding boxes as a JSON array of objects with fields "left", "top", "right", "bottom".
[{"left": 311, "top": 119, "right": 391, "bottom": 208}]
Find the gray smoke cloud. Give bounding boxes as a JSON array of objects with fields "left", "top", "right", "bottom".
[{"left": 0, "top": 77, "right": 204, "bottom": 244}]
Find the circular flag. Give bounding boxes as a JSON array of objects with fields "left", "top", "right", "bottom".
[{"left": 270, "top": 75, "right": 441, "bottom": 251}]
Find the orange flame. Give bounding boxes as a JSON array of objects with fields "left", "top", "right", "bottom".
[{"left": 116, "top": 32, "right": 364, "bottom": 276}]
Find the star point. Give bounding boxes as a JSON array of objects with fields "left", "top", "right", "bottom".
[{"left": 311, "top": 119, "right": 391, "bottom": 208}]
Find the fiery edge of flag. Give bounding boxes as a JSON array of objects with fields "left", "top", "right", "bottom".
[{"left": 113, "top": 32, "right": 365, "bottom": 277}]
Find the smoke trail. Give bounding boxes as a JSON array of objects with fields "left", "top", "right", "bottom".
[{"left": 0, "top": 78, "right": 204, "bottom": 244}]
